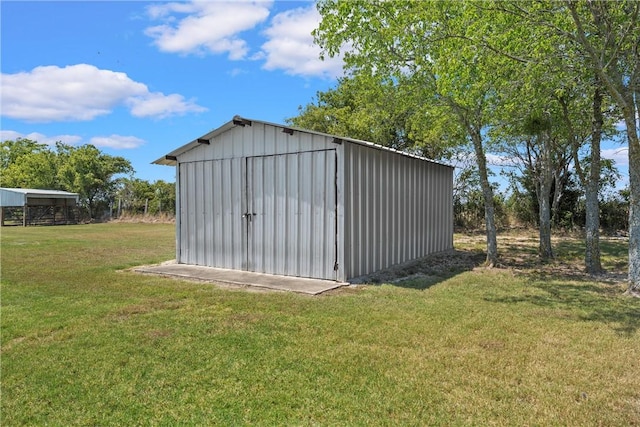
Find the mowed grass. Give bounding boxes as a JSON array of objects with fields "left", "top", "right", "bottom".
[{"left": 1, "top": 224, "right": 639, "bottom": 426}]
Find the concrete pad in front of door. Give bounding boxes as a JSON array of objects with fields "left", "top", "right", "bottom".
[{"left": 134, "top": 262, "right": 346, "bottom": 295}]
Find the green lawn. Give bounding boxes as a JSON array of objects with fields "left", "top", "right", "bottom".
[{"left": 1, "top": 224, "right": 638, "bottom": 425}]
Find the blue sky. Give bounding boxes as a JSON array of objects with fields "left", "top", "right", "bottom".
[
  {"left": 1, "top": 1, "right": 630, "bottom": 189},
  {"left": 1, "top": 1, "right": 343, "bottom": 183}
]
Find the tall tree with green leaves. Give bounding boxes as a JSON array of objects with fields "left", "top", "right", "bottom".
[
  {"left": 287, "top": 73, "right": 461, "bottom": 160},
  {"left": 56, "top": 143, "right": 133, "bottom": 219},
  {"left": 314, "top": 0, "right": 515, "bottom": 266},
  {"left": 566, "top": 0, "right": 640, "bottom": 294},
  {"left": 493, "top": 0, "right": 639, "bottom": 293},
  {"left": 288, "top": 74, "right": 416, "bottom": 151},
  {"left": 0, "top": 139, "right": 60, "bottom": 189}
]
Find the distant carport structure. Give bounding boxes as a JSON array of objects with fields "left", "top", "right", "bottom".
[{"left": 0, "top": 188, "right": 79, "bottom": 226}]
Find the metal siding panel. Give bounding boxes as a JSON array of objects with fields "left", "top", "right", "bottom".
[
  {"left": 299, "top": 152, "right": 312, "bottom": 276},
  {"left": 360, "top": 148, "right": 369, "bottom": 276},
  {"left": 369, "top": 151, "right": 382, "bottom": 271},
  {"left": 438, "top": 167, "right": 443, "bottom": 250},
  {"left": 246, "top": 150, "right": 336, "bottom": 280},
  {"left": 347, "top": 146, "right": 357, "bottom": 276},
  {"left": 204, "top": 162, "right": 213, "bottom": 265},
  {"left": 422, "top": 164, "right": 431, "bottom": 254},
  {"left": 355, "top": 147, "right": 364, "bottom": 276},
  {"left": 383, "top": 154, "right": 392, "bottom": 268},
  {"left": 335, "top": 145, "right": 346, "bottom": 281},
  {"left": 232, "top": 157, "right": 244, "bottom": 270},
  {"left": 178, "top": 159, "right": 244, "bottom": 270},
  {"left": 354, "top": 146, "right": 361, "bottom": 277},
  {"left": 430, "top": 166, "right": 435, "bottom": 252},
  {"left": 196, "top": 161, "right": 205, "bottom": 266},
  {"left": 212, "top": 161, "right": 223, "bottom": 267},
  {"left": 418, "top": 166, "right": 424, "bottom": 254},
  {"left": 324, "top": 150, "right": 337, "bottom": 279},
  {"left": 264, "top": 124, "right": 277, "bottom": 157},
  {"left": 186, "top": 162, "right": 197, "bottom": 265},
  {"left": 221, "top": 159, "right": 232, "bottom": 268},
  {"left": 341, "top": 143, "right": 454, "bottom": 280},
  {"left": 175, "top": 165, "right": 182, "bottom": 263},
  {"left": 311, "top": 152, "right": 322, "bottom": 278},
  {"left": 342, "top": 145, "right": 352, "bottom": 279},
  {"left": 285, "top": 155, "right": 299, "bottom": 276},
  {"left": 409, "top": 158, "right": 416, "bottom": 257},
  {"left": 425, "top": 165, "right": 431, "bottom": 254},
  {"left": 274, "top": 154, "right": 287, "bottom": 275},
  {"left": 265, "top": 155, "right": 276, "bottom": 274}
]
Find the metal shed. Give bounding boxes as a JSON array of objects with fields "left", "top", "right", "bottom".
[
  {"left": 154, "top": 116, "right": 453, "bottom": 282},
  {"left": 0, "top": 188, "right": 79, "bottom": 226}
]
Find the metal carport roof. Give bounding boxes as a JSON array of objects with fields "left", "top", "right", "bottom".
[{"left": 0, "top": 188, "right": 79, "bottom": 207}]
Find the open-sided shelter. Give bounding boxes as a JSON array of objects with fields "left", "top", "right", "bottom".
[
  {"left": 0, "top": 188, "right": 79, "bottom": 226},
  {"left": 154, "top": 116, "right": 453, "bottom": 282}
]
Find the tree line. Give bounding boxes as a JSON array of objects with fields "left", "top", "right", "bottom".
[
  {"left": 291, "top": 0, "right": 639, "bottom": 295},
  {"left": 0, "top": 138, "right": 175, "bottom": 220}
]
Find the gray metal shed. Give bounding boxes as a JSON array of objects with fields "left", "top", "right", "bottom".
[
  {"left": 154, "top": 116, "right": 453, "bottom": 282},
  {"left": 0, "top": 188, "right": 79, "bottom": 226}
]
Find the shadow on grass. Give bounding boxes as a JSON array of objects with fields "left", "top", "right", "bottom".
[
  {"left": 353, "top": 249, "right": 486, "bottom": 291},
  {"left": 485, "top": 277, "right": 639, "bottom": 336}
]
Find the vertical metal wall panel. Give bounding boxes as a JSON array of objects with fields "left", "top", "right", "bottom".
[
  {"left": 177, "top": 158, "right": 244, "bottom": 269},
  {"left": 247, "top": 150, "right": 337, "bottom": 280},
  {"left": 343, "top": 143, "right": 453, "bottom": 280}
]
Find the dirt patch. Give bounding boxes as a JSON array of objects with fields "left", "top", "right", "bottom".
[
  {"left": 347, "top": 232, "right": 629, "bottom": 287},
  {"left": 350, "top": 249, "right": 486, "bottom": 285}
]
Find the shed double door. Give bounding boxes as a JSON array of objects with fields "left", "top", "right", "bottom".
[{"left": 244, "top": 150, "right": 338, "bottom": 280}]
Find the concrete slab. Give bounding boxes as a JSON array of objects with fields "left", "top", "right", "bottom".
[{"left": 133, "top": 262, "right": 346, "bottom": 295}]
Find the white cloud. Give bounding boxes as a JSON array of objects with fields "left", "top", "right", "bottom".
[
  {"left": 486, "top": 153, "right": 519, "bottom": 167},
  {"left": 601, "top": 146, "right": 629, "bottom": 167},
  {"left": 0, "top": 130, "right": 82, "bottom": 146},
  {"left": 90, "top": 135, "right": 146, "bottom": 149},
  {"left": 145, "top": 1, "right": 271, "bottom": 59},
  {"left": 1, "top": 130, "right": 144, "bottom": 150},
  {"left": 127, "top": 92, "right": 204, "bottom": 119},
  {"left": 1, "top": 130, "right": 25, "bottom": 142},
  {"left": 1, "top": 64, "right": 207, "bottom": 123},
  {"left": 260, "top": 5, "right": 344, "bottom": 78}
]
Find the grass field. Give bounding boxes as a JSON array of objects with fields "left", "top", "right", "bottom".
[{"left": 1, "top": 223, "right": 638, "bottom": 425}]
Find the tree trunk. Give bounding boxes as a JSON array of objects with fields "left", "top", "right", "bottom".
[
  {"left": 550, "top": 166, "right": 566, "bottom": 227},
  {"left": 630, "top": 73, "right": 640, "bottom": 295},
  {"left": 538, "top": 179, "right": 554, "bottom": 260},
  {"left": 585, "top": 86, "right": 603, "bottom": 274},
  {"left": 626, "top": 120, "right": 640, "bottom": 295},
  {"left": 538, "top": 132, "right": 554, "bottom": 261},
  {"left": 470, "top": 129, "right": 499, "bottom": 267},
  {"left": 567, "top": 1, "right": 639, "bottom": 294}
]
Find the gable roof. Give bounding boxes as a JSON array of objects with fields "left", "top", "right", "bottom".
[{"left": 152, "top": 115, "right": 452, "bottom": 168}]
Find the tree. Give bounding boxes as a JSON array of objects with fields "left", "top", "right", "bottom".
[
  {"left": 493, "top": 0, "right": 639, "bottom": 293},
  {"left": 117, "top": 178, "right": 154, "bottom": 215},
  {"left": 0, "top": 139, "right": 60, "bottom": 189},
  {"left": 288, "top": 75, "right": 417, "bottom": 152},
  {"left": 150, "top": 180, "right": 176, "bottom": 216},
  {"left": 288, "top": 74, "right": 460, "bottom": 160},
  {"left": 114, "top": 178, "right": 175, "bottom": 216},
  {"left": 565, "top": 1, "right": 640, "bottom": 294},
  {"left": 56, "top": 143, "right": 133, "bottom": 219},
  {"left": 314, "top": 0, "right": 510, "bottom": 266}
]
